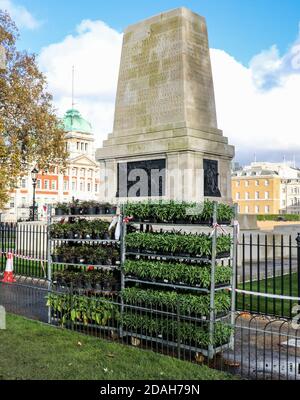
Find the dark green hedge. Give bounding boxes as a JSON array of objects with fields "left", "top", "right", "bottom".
[{"left": 257, "top": 214, "right": 300, "bottom": 222}]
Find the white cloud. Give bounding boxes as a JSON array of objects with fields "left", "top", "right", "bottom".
[
  {"left": 38, "top": 19, "right": 122, "bottom": 146},
  {"left": 249, "top": 25, "right": 300, "bottom": 91},
  {"left": 249, "top": 45, "right": 283, "bottom": 90},
  {"left": 0, "top": 0, "right": 41, "bottom": 30},
  {"left": 211, "top": 48, "right": 300, "bottom": 163},
  {"left": 39, "top": 18, "right": 300, "bottom": 164}
]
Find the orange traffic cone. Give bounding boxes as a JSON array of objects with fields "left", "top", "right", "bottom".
[{"left": 1, "top": 252, "right": 16, "bottom": 283}]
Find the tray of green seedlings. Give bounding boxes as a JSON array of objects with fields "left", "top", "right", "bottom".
[
  {"left": 125, "top": 231, "right": 232, "bottom": 260},
  {"left": 54, "top": 200, "right": 117, "bottom": 217},
  {"left": 123, "top": 260, "right": 232, "bottom": 291},
  {"left": 123, "top": 200, "right": 234, "bottom": 226}
]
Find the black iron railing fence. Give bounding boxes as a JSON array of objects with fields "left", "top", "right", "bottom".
[
  {"left": 2, "top": 223, "right": 300, "bottom": 319},
  {"left": 2, "top": 277, "right": 300, "bottom": 380},
  {"left": 2, "top": 222, "right": 300, "bottom": 380},
  {"left": 237, "top": 233, "right": 300, "bottom": 319},
  {"left": 0, "top": 222, "right": 48, "bottom": 278}
]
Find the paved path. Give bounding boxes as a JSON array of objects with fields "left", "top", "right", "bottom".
[
  {"left": 237, "top": 258, "right": 298, "bottom": 283},
  {"left": 222, "top": 315, "right": 300, "bottom": 380},
  {"left": 0, "top": 279, "right": 48, "bottom": 323}
]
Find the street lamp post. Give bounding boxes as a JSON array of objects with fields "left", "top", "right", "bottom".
[{"left": 31, "top": 168, "right": 38, "bottom": 221}]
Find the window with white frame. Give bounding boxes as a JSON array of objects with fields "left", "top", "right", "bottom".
[
  {"left": 255, "top": 191, "right": 260, "bottom": 200},
  {"left": 236, "top": 192, "right": 240, "bottom": 200},
  {"left": 245, "top": 205, "right": 250, "bottom": 214},
  {"left": 51, "top": 181, "right": 56, "bottom": 190},
  {"left": 265, "top": 180, "right": 269, "bottom": 186},
  {"left": 255, "top": 180, "right": 259, "bottom": 186},
  {"left": 245, "top": 192, "right": 250, "bottom": 200},
  {"left": 255, "top": 205, "right": 260, "bottom": 214},
  {"left": 265, "top": 192, "right": 270, "bottom": 200},
  {"left": 87, "top": 183, "right": 91, "bottom": 192},
  {"left": 44, "top": 180, "right": 49, "bottom": 190},
  {"left": 95, "top": 184, "right": 98, "bottom": 193},
  {"left": 72, "top": 181, "right": 76, "bottom": 191},
  {"left": 245, "top": 181, "right": 249, "bottom": 187},
  {"left": 265, "top": 205, "right": 270, "bottom": 214},
  {"left": 236, "top": 181, "right": 240, "bottom": 187},
  {"left": 37, "top": 179, "right": 41, "bottom": 189},
  {"left": 63, "top": 181, "right": 69, "bottom": 191},
  {"left": 21, "top": 178, "right": 26, "bottom": 188}
]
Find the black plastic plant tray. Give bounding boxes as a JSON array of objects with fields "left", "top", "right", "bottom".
[
  {"left": 121, "top": 331, "right": 231, "bottom": 357},
  {"left": 125, "top": 252, "right": 213, "bottom": 264}
]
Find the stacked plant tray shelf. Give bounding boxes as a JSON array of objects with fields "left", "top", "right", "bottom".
[
  {"left": 120, "top": 201, "right": 237, "bottom": 359},
  {"left": 46, "top": 201, "right": 121, "bottom": 333}
]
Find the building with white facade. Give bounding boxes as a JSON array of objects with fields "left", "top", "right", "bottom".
[{"left": 1, "top": 109, "right": 101, "bottom": 222}]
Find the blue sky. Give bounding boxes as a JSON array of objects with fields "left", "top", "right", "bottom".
[
  {"left": 2, "top": 0, "right": 300, "bottom": 164},
  {"left": 17, "top": 0, "right": 300, "bottom": 66}
]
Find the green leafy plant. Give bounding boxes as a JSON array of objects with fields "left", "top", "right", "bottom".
[
  {"left": 126, "top": 232, "right": 232, "bottom": 258},
  {"left": 81, "top": 201, "right": 99, "bottom": 215},
  {"left": 216, "top": 235, "right": 232, "bottom": 256},
  {"left": 51, "top": 243, "right": 119, "bottom": 266},
  {"left": 53, "top": 267, "right": 120, "bottom": 292},
  {"left": 122, "top": 287, "right": 231, "bottom": 315},
  {"left": 124, "top": 260, "right": 232, "bottom": 288},
  {"left": 54, "top": 203, "right": 69, "bottom": 214},
  {"left": 50, "top": 220, "right": 111, "bottom": 240},
  {"left": 81, "top": 201, "right": 99, "bottom": 208},
  {"left": 69, "top": 199, "right": 82, "bottom": 215},
  {"left": 217, "top": 203, "right": 235, "bottom": 223},
  {"left": 123, "top": 200, "right": 234, "bottom": 225},
  {"left": 121, "top": 313, "right": 233, "bottom": 347},
  {"left": 50, "top": 223, "right": 67, "bottom": 239},
  {"left": 46, "top": 293, "right": 119, "bottom": 327},
  {"left": 124, "top": 201, "right": 151, "bottom": 221}
]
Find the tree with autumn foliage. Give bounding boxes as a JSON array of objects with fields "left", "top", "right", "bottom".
[{"left": 0, "top": 11, "right": 68, "bottom": 209}]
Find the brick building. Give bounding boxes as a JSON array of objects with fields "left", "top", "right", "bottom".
[{"left": 1, "top": 109, "right": 100, "bottom": 222}]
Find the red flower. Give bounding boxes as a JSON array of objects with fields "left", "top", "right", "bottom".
[{"left": 123, "top": 216, "right": 133, "bottom": 223}]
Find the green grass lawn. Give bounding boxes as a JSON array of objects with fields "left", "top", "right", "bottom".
[
  {"left": 0, "top": 314, "right": 234, "bottom": 381},
  {"left": 238, "top": 273, "right": 299, "bottom": 318}
]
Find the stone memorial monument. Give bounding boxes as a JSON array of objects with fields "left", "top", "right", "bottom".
[{"left": 96, "top": 7, "right": 234, "bottom": 203}]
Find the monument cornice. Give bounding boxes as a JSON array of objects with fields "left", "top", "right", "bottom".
[{"left": 96, "top": 135, "right": 234, "bottom": 161}]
